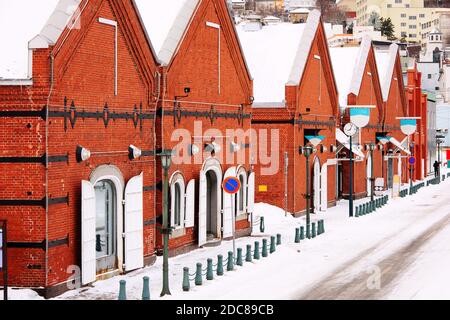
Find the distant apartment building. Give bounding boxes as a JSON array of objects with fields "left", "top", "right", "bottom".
[
  {"left": 251, "top": 0, "right": 284, "bottom": 12},
  {"left": 356, "top": 0, "right": 450, "bottom": 44},
  {"left": 421, "top": 10, "right": 450, "bottom": 48}
]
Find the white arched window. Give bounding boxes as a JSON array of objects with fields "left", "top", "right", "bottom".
[
  {"left": 236, "top": 166, "right": 247, "bottom": 216},
  {"left": 170, "top": 172, "right": 185, "bottom": 229}
]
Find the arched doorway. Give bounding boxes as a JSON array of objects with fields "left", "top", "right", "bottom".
[
  {"left": 198, "top": 158, "right": 223, "bottom": 246},
  {"left": 313, "top": 157, "right": 321, "bottom": 213},
  {"left": 206, "top": 170, "right": 219, "bottom": 240},
  {"left": 94, "top": 179, "right": 118, "bottom": 274}
]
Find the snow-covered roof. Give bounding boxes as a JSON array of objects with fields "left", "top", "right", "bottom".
[
  {"left": 135, "top": 0, "right": 200, "bottom": 66},
  {"left": 0, "top": 0, "right": 80, "bottom": 80},
  {"left": 263, "top": 15, "right": 281, "bottom": 21},
  {"left": 375, "top": 44, "right": 398, "bottom": 102},
  {"left": 290, "top": 8, "right": 310, "bottom": 14},
  {"left": 329, "top": 35, "right": 372, "bottom": 108},
  {"left": 237, "top": 10, "right": 321, "bottom": 105}
]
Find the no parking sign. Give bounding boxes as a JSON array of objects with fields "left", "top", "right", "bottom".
[{"left": 222, "top": 177, "right": 241, "bottom": 195}]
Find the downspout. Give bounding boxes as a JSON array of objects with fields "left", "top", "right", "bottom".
[
  {"left": 45, "top": 53, "right": 55, "bottom": 289},
  {"left": 152, "top": 69, "right": 162, "bottom": 255}
]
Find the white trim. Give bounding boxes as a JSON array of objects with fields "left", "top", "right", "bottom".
[
  {"left": 0, "top": 79, "right": 33, "bottom": 86},
  {"left": 287, "top": 9, "right": 321, "bottom": 86},
  {"left": 206, "top": 21, "right": 221, "bottom": 95},
  {"left": 98, "top": 17, "right": 118, "bottom": 96},
  {"left": 169, "top": 172, "right": 186, "bottom": 230},
  {"left": 379, "top": 44, "right": 399, "bottom": 102},
  {"left": 349, "top": 35, "right": 372, "bottom": 98},
  {"left": 206, "top": 21, "right": 220, "bottom": 29}
]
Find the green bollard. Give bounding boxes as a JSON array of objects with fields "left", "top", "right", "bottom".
[
  {"left": 355, "top": 205, "right": 359, "bottom": 217},
  {"left": 306, "top": 224, "right": 311, "bottom": 239},
  {"left": 254, "top": 241, "right": 261, "bottom": 260},
  {"left": 182, "top": 267, "right": 190, "bottom": 292},
  {"left": 270, "top": 236, "right": 276, "bottom": 253},
  {"left": 300, "top": 226, "right": 305, "bottom": 240},
  {"left": 217, "top": 255, "right": 224, "bottom": 276},
  {"left": 262, "top": 239, "right": 268, "bottom": 257},
  {"left": 322, "top": 220, "right": 325, "bottom": 234},
  {"left": 236, "top": 248, "right": 243, "bottom": 266},
  {"left": 118, "top": 280, "right": 127, "bottom": 300},
  {"left": 142, "top": 276, "right": 150, "bottom": 300},
  {"left": 311, "top": 222, "right": 316, "bottom": 238},
  {"left": 260, "top": 216, "right": 265, "bottom": 233},
  {"left": 246, "top": 244, "right": 252, "bottom": 262},
  {"left": 295, "top": 227, "right": 301, "bottom": 243},
  {"left": 195, "top": 263, "right": 203, "bottom": 286},
  {"left": 207, "top": 259, "right": 214, "bottom": 280},
  {"left": 317, "top": 221, "right": 322, "bottom": 235},
  {"left": 277, "top": 234, "right": 282, "bottom": 245},
  {"left": 362, "top": 203, "right": 366, "bottom": 215},
  {"left": 227, "top": 251, "right": 234, "bottom": 271}
]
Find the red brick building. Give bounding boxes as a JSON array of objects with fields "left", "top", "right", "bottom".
[
  {"left": 0, "top": 0, "right": 159, "bottom": 296},
  {"left": 375, "top": 44, "right": 411, "bottom": 187},
  {"left": 406, "top": 64, "right": 429, "bottom": 181},
  {"left": 331, "top": 37, "right": 387, "bottom": 199},
  {"left": 239, "top": 10, "right": 340, "bottom": 216},
  {"left": 136, "top": 0, "right": 254, "bottom": 254}
]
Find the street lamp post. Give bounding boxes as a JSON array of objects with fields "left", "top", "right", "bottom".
[
  {"left": 349, "top": 135, "right": 354, "bottom": 217},
  {"left": 159, "top": 149, "right": 173, "bottom": 297},
  {"left": 409, "top": 142, "right": 414, "bottom": 195},
  {"left": 300, "top": 146, "right": 313, "bottom": 238}
]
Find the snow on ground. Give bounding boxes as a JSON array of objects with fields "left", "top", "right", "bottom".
[{"left": 3, "top": 172, "right": 450, "bottom": 300}]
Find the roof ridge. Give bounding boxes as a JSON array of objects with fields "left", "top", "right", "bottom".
[{"left": 286, "top": 9, "right": 321, "bottom": 86}]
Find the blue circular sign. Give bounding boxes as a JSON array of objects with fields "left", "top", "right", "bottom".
[
  {"left": 409, "top": 156, "right": 416, "bottom": 165},
  {"left": 222, "top": 177, "right": 241, "bottom": 195}
]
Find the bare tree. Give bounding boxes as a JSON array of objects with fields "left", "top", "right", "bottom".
[{"left": 316, "top": 0, "right": 347, "bottom": 25}]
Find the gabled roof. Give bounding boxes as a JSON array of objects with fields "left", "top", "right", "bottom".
[
  {"left": 0, "top": 0, "right": 80, "bottom": 79},
  {"left": 135, "top": 0, "right": 200, "bottom": 66},
  {"left": 375, "top": 44, "right": 398, "bottom": 102},
  {"left": 329, "top": 35, "right": 372, "bottom": 108},
  {"left": 237, "top": 9, "right": 321, "bottom": 106}
]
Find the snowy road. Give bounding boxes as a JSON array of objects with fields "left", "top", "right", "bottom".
[{"left": 299, "top": 198, "right": 450, "bottom": 300}]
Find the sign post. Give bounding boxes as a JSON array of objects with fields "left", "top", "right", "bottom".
[
  {"left": 409, "top": 156, "right": 415, "bottom": 195},
  {"left": 222, "top": 177, "right": 241, "bottom": 262},
  {"left": 0, "top": 220, "right": 7, "bottom": 300}
]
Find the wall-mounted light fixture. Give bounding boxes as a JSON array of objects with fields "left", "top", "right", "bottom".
[
  {"left": 129, "top": 145, "right": 142, "bottom": 160},
  {"left": 205, "top": 141, "right": 221, "bottom": 154},
  {"left": 76, "top": 145, "right": 91, "bottom": 163},
  {"left": 230, "top": 141, "right": 241, "bottom": 153},
  {"left": 189, "top": 144, "right": 200, "bottom": 156}
]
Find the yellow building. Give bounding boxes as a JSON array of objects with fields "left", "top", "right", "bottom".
[{"left": 356, "top": 0, "right": 450, "bottom": 44}]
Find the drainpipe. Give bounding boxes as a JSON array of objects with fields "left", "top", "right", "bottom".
[{"left": 45, "top": 53, "right": 55, "bottom": 289}]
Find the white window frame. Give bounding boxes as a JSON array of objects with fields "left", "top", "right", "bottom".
[
  {"left": 236, "top": 166, "right": 248, "bottom": 216},
  {"left": 169, "top": 172, "right": 186, "bottom": 230}
]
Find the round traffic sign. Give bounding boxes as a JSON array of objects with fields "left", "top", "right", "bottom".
[
  {"left": 222, "top": 177, "right": 241, "bottom": 195},
  {"left": 409, "top": 156, "right": 416, "bottom": 165}
]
